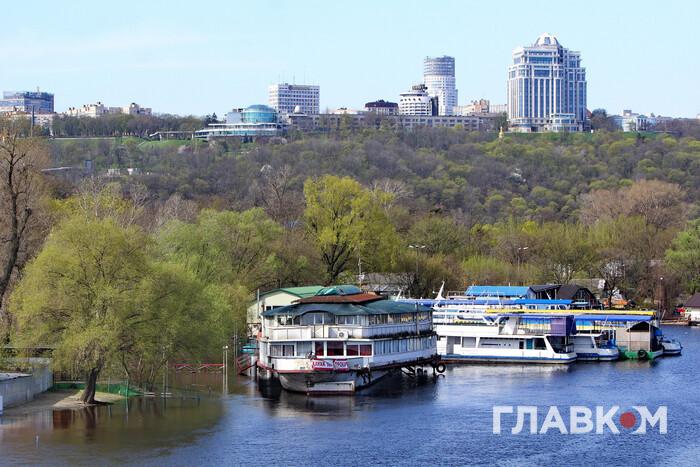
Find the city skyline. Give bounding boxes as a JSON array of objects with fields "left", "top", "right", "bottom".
[{"left": 0, "top": 0, "right": 698, "bottom": 117}]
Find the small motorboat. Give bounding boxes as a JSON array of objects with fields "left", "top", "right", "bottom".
[{"left": 659, "top": 336, "right": 682, "bottom": 356}]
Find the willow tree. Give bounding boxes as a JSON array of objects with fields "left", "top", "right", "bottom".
[
  {"left": 303, "top": 175, "right": 397, "bottom": 284},
  {"left": 11, "top": 214, "right": 229, "bottom": 402}
]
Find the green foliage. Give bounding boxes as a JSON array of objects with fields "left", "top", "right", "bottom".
[
  {"left": 666, "top": 220, "right": 700, "bottom": 294},
  {"left": 304, "top": 175, "right": 398, "bottom": 283},
  {"left": 157, "top": 208, "right": 283, "bottom": 290},
  {"left": 10, "top": 211, "right": 239, "bottom": 391}
]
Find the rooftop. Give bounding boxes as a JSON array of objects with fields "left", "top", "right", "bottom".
[{"left": 534, "top": 33, "right": 560, "bottom": 47}]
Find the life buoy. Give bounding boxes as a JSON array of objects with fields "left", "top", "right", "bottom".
[
  {"left": 637, "top": 349, "right": 648, "bottom": 359},
  {"left": 435, "top": 363, "right": 446, "bottom": 374}
]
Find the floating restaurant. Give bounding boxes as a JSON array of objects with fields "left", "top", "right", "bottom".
[{"left": 257, "top": 285, "right": 440, "bottom": 394}]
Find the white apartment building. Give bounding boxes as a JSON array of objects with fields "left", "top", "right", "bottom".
[
  {"left": 399, "top": 84, "right": 437, "bottom": 116},
  {"left": 424, "top": 56, "right": 458, "bottom": 116},
  {"left": 65, "top": 101, "right": 151, "bottom": 118},
  {"left": 507, "top": 33, "right": 587, "bottom": 132},
  {"left": 268, "top": 83, "right": 320, "bottom": 115}
]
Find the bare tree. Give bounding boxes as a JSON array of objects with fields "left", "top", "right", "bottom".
[
  {"left": 153, "top": 193, "right": 198, "bottom": 230},
  {"left": 0, "top": 125, "right": 48, "bottom": 313},
  {"left": 256, "top": 164, "right": 302, "bottom": 224}
]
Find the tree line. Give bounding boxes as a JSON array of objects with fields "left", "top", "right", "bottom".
[{"left": 3, "top": 119, "right": 700, "bottom": 402}]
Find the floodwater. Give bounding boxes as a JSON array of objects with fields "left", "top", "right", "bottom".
[{"left": 2, "top": 326, "right": 700, "bottom": 466}]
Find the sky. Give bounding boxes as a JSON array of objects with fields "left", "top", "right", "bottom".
[{"left": 1, "top": 0, "right": 698, "bottom": 117}]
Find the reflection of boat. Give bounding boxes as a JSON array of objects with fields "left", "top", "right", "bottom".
[
  {"left": 659, "top": 336, "right": 682, "bottom": 355},
  {"left": 436, "top": 314, "right": 577, "bottom": 364},
  {"left": 257, "top": 285, "right": 439, "bottom": 395}
]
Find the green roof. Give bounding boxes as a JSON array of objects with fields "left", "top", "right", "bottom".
[
  {"left": 262, "top": 299, "right": 430, "bottom": 318},
  {"left": 258, "top": 286, "right": 324, "bottom": 299}
]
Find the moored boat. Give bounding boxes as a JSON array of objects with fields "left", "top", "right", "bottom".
[
  {"left": 659, "top": 336, "right": 682, "bottom": 355},
  {"left": 571, "top": 332, "right": 619, "bottom": 361},
  {"left": 435, "top": 313, "right": 577, "bottom": 364},
  {"left": 257, "top": 285, "right": 439, "bottom": 394}
]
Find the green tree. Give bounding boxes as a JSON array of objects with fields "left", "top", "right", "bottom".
[
  {"left": 11, "top": 214, "right": 233, "bottom": 402},
  {"left": 666, "top": 219, "right": 700, "bottom": 294},
  {"left": 158, "top": 208, "right": 283, "bottom": 291},
  {"left": 304, "top": 175, "right": 398, "bottom": 283},
  {"left": 11, "top": 216, "right": 150, "bottom": 403}
]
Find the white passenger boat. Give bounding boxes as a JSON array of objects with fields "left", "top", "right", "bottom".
[
  {"left": 571, "top": 331, "right": 619, "bottom": 361},
  {"left": 435, "top": 313, "right": 577, "bottom": 364},
  {"left": 257, "top": 285, "right": 439, "bottom": 394}
]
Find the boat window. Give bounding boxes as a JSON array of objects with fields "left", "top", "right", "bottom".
[
  {"left": 346, "top": 343, "right": 360, "bottom": 356},
  {"left": 371, "top": 315, "right": 388, "bottom": 325},
  {"left": 270, "top": 344, "right": 295, "bottom": 357},
  {"left": 327, "top": 341, "right": 344, "bottom": 356},
  {"left": 300, "top": 312, "right": 332, "bottom": 325},
  {"left": 276, "top": 315, "right": 293, "bottom": 326},
  {"left": 315, "top": 341, "right": 325, "bottom": 356},
  {"left": 534, "top": 338, "right": 547, "bottom": 350},
  {"left": 297, "top": 341, "right": 312, "bottom": 356},
  {"left": 337, "top": 315, "right": 357, "bottom": 325},
  {"left": 519, "top": 340, "right": 524, "bottom": 350},
  {"left": 360, "top": 344, "right": 372, "bottom": 356},
  {"left": 461, "top": 337, "right": 476, "bottom": 348}
]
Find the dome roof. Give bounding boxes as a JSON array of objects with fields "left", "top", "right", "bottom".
[
  {"left": 241, "top": 104, "right": 277, "bottom": 124},
  {"left": 534, "top": 33, "right": 559, "bottom": 47},
  {"left": 246, "top": 104, "right": 275, "bottom": 112}
]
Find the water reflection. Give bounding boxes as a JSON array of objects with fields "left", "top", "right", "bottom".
[
  {"left": 252, "top": 371, "right": 443, "bottom": 419},
  {"left": 1, "top": 326, "right": 699, "bottom": 466}
]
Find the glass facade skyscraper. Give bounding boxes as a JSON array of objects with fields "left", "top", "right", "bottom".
[
  {"left": 507, "top": 34, "right": 587, "bottom": 132},
  {"left": 424, "top": 56, "right": 457, "bottom": 116},
  {"left": 0, "top": 91, "right": 54, "bottom": 114}
]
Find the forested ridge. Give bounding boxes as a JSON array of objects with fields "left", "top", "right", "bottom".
[
  {"left": 51, "top": 128, "right": 700, "bottom": 223},
  {"left": 5, "top": 122, "right": 700, "bottom": 396}
]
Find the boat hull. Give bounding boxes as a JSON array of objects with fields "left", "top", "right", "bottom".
[
  {"left": 441, "top": 353, "right": 576, "bottom": 364},
  {"left": 277, "top": 369, "right": 390, "bottom": 394},
  {"left": 621, "top": 349, "right": 664, "bottom": 360},
  {"left": 575, "top": 348, "right": 620, "bottom": 361}
]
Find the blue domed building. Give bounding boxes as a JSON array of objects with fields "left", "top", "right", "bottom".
[
  {"left": 241, "top": 105, "right": 278, "bottom": 124},
  {"left": 195, "top": 104, "right": 283, "bottom": 141}
]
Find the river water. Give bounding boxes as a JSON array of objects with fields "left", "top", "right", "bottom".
[{"left": 2, "top": 326, "right": 699, "bottom": 466}]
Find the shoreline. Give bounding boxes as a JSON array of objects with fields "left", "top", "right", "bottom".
[{"left": 2, "top": 389, "right": 125, "bottom": 417}]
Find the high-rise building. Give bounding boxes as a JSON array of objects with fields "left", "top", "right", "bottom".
[
  {"left": 507, "top": 33, "right": 587, "bottom": 132},
  {"left": 268, "top": 83, "right": 320, "bottom": 115},
  {"left": 424, "top": 56, "right": 457, "bottom": 116},
  {"left": 399, "top": 84, "right": 438, "bottom": 116},
  {"left": 0, "top": 90, "right": 54, "bottom": 114}
]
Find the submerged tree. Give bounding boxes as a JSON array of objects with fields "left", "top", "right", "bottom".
[
  {"left": 11, "top": 214, "right": 233, "bottom": 402},
  {"left": 11, "top": 217, "right": 149, "bottom": 403}
]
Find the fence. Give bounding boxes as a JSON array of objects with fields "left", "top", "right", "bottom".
[{"left": 0, "top": 358, "right": 53, "bottom": 409}]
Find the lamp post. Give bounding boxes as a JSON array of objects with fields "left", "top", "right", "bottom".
[
  {"left": 516, "top": 246, "right": 529, "bottom": 284},
  {"left": 408, "top": 244, "right": 427, "bottom": 297},
  {"left": 222, "top": 345, "right": 229, "bottom": 394},
  {"left": 658, "top": 276, "right": 665, "bottom": 319}
]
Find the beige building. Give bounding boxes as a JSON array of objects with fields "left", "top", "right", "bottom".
[
  {"left": 247, "top": 286, "right": 324, "bottom": 333},
  {"left": 65, "top": 101, "right": 152, "bottom": 118}
]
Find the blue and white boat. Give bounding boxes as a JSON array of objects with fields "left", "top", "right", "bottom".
[
  {"left": 571, "top": 331, "right": 619, "bottom": 361},
  {"left": 435, "top": 313, "right": 577, "bottom": 364}
]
